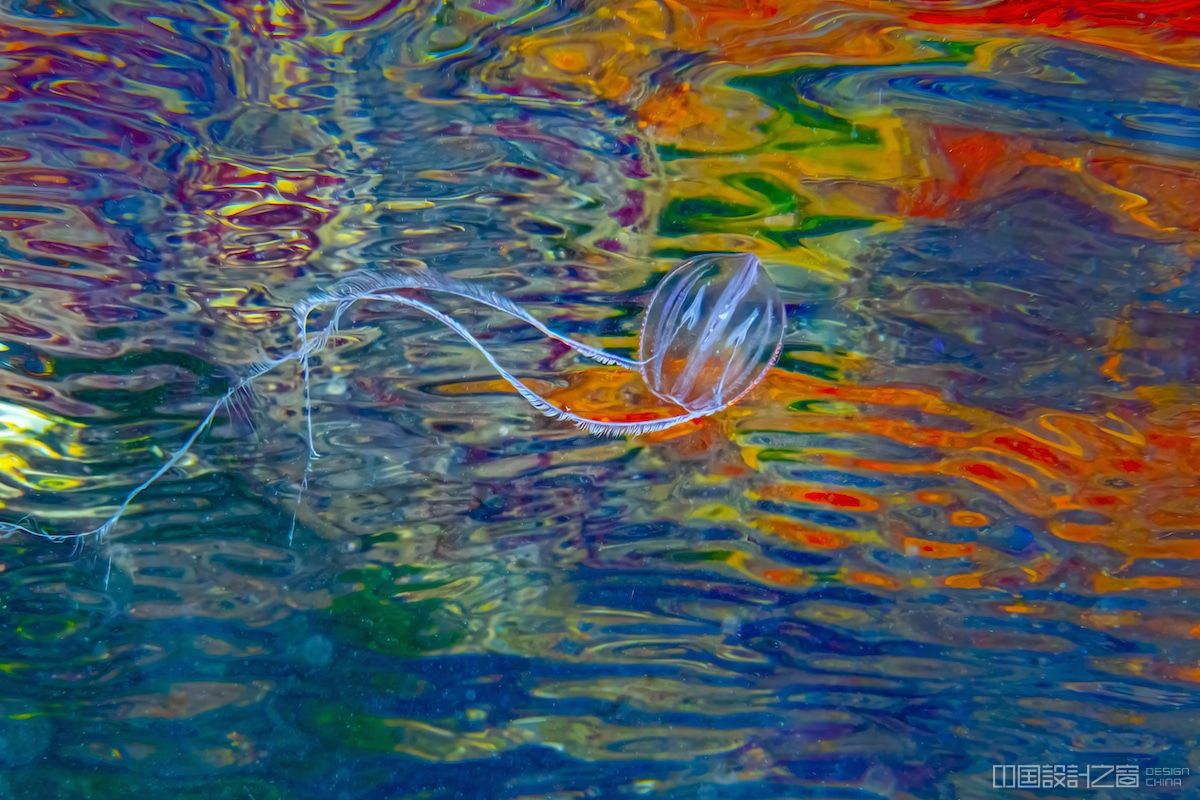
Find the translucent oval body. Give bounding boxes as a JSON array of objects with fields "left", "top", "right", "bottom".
[{"left": 639, "top": 252, "right": 786, "bottom": 413}]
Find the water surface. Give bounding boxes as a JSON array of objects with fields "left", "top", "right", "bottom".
[{"left": 0, "top": 1, "right": 1198, "bottom": 798}]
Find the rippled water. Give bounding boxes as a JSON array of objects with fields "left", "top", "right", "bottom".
[{"left": 1, "top": 1, "right": 1198, "bottom": 798}]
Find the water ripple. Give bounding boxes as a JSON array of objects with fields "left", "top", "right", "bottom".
[{"left": 0, "top": 1, "right": 1197, "bottom": 798}]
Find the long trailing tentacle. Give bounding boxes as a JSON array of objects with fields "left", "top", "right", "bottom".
[
  {"left": 287, "top": 295, "right": 361, "bottom": 541},
  {"left": 295, "top": 268, "right": 647, "bottom": 370},
  {"left": 366, "top": 291, "right": 714, "bottom": 436},
  {"left": 0, "top": 351, "right": 300, "bottom": 543},
  {"left": 2, "top": 271, "right": 718, "bottom": 543}
]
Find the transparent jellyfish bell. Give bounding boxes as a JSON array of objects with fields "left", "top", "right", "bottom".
[{"left": 640, "top": 252, "right": 786, "bottom": 414}]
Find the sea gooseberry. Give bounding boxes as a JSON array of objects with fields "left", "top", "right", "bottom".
[
  {"left": 2, "top": 253, "right": 787, "bottom": 542},
  {"left": 640, "top": 252, "right": 786, "bottom": 414}
]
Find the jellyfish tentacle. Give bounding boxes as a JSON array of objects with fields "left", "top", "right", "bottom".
[
  {"left": 300, "top": 269, "right": 646, "bottom": 369},
  {"left": 0, "top": 350, "right": 302, "bottom": 542},
  {"left": 1, "top": 273, "right": 715, "bottom": 543},
  {"left": 298, "top": 308, "right": 319, "bottom": 460},
  {"left": 290, "top": 296, "right": 359, "bottom": 538},
  {"left": 4, "top": 254, "right": 789, "bottom": 543},
  {"left": 364, "top": 291, "right": 714, "bottom": 436},
  {"left": 294, "top": 293, "right": 364, "bottom": 460}
]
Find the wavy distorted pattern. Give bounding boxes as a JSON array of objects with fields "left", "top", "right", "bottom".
[
  {"left": 798, "top": 43, "right": 1200, "bottom": 155},
  {"left": 0, "top": 0, "right": 1198, "bottom": 798}
]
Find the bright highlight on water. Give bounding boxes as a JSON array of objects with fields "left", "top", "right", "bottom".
[{"left": 0, "top": 252, "right": 785, "bottom": 542}]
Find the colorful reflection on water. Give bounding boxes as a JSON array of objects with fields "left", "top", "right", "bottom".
[{"left": 0, "top": 1, "right": 1198, "bottom": 797}]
